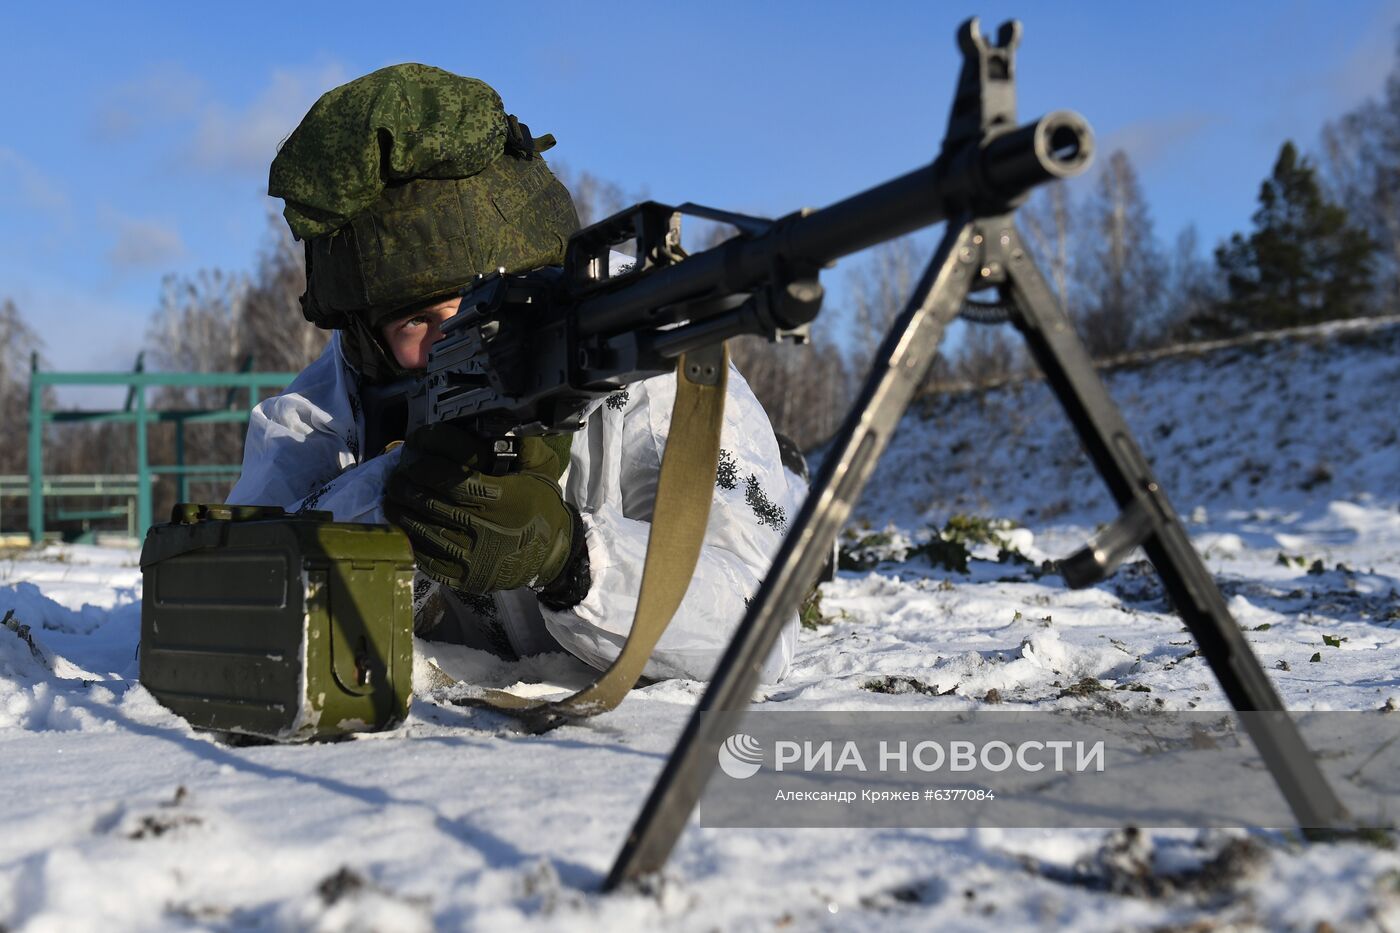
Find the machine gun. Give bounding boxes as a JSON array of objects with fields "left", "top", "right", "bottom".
[
  {"left": 365, "top": 50, "right": 1089, "bottom": 466},
  {"left": 361, "top": 17, "right": 1350, "bottom": 888}
]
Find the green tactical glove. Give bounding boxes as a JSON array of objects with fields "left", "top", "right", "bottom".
[{"left": 383, "top": 423, "right": 584, "bottom": 599}]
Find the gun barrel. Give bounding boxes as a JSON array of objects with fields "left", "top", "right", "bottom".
[{"left": 576, "top": 110, "right": 1092, "bottom": 338}]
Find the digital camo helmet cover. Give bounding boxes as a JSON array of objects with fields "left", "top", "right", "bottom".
[{"left": 268, "top": 63, "right": 579, "bottom": 381}]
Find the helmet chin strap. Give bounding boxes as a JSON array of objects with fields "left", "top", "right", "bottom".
[{"left": 338, "top": 313, "right": 412, "bottom": 386}]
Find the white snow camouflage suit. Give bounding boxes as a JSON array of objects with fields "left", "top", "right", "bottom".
[{"left": 227, "top": 332, "right": 802, "bottom": 682}]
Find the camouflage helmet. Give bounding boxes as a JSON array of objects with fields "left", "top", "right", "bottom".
[{"left": 269, "top": 63, "right": 579, "bottom": 381}]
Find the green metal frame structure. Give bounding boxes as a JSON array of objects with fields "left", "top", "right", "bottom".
[
  {"left": 0, "top": 475, "right": 140, "bottom": 539},
  {"left": 27, "top": 356, "right": 298, "bottom": 542}
]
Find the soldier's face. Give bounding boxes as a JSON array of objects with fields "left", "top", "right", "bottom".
[{"left": 380, "top": 297, "right": 462, "bottom": 370}]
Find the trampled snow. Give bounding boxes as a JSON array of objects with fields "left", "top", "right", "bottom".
[{"left": 2, "top": 320, "right": 1398, "bottom": 930}]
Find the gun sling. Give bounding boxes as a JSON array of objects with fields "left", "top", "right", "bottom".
[{"left": 441, "top": 346, "right": 729, "bottom": 732}]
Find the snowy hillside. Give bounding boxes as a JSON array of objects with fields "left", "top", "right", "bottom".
[
  {"left": 2, "top": 320, "right": 1399, "bottom": 931},
  {"left": 860, "top": 316, "right": 1400, "bottom": 530}
]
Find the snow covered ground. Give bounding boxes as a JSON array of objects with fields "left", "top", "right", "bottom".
[{"left": 2, "top": 320, "right": 1399, "bottom": 931}]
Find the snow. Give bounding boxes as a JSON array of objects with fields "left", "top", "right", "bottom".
[{"left": 3, "top": 320, "right": 1399, "bottom": 930}]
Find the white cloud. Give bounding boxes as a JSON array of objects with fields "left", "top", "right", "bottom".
[
  {"left": 105, "top": 216, "right": 186, "bottom": 270},
  {"left": 1263, "top": 1, "right": 1400, "bottom": 138},
  {"left": 1317, "top": 13, "right": 1398, "bottom": 113},
  {"left": 6, "top": 281, "right": 149, "bottom": 374},
  {"left": 1096, "top": 113, "right": 1217, "bottom": 173},
  {"left": 90, "top": 61, "right": 348, "bottom": 178},
  {"left": 0, "top": 147, "right": 72, "bottom": 224},
  {"left": 93, "top": 63, "right": 206, "bottom": 142},
  {"left": 186, "top": 63, "right": 348, "bottom": 176}
]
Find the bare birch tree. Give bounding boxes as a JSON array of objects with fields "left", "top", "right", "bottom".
[
  {"left": 550, "top": 163, "right": 635, "bottom": 227},
  {"left": 0, "top": 299, "right": 45, "bottom": 475},
  {"left": 1158, "top": 226, "right": 1225, "bottom": 344},
  {"left": 1074, "top": 150, "right": 1166, "bottom": 357},
  {"left": 953, "top": 324, "right": 1024, "bottom": 386},
  {"left": 240, "top": 214, "right": 326, "bottom": 372},
  {"left": 847, "top": 238, "right": 928, "bottom": 381},
  {"left": 1018, "top": 180, "right": 1076, "bottom": 316}
]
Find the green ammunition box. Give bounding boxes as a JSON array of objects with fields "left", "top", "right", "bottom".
[{"left": 139, "top": 503, "right": 416, "bottom": 742}]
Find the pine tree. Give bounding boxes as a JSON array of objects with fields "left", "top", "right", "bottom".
[{"left": 1210, "top": 141, "right": 1375, "bottom": 334}]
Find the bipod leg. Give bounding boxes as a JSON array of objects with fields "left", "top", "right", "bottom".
[
  {"left": 603, "top": 218, "right": 983, "bottom": 891},
  {"left": 989, "top": 218, "right": 1350, "bottom": 831}
]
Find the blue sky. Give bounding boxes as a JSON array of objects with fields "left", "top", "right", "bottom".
[{"left": 2, "top": 0, "right": 1397, "bottom": 372}]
